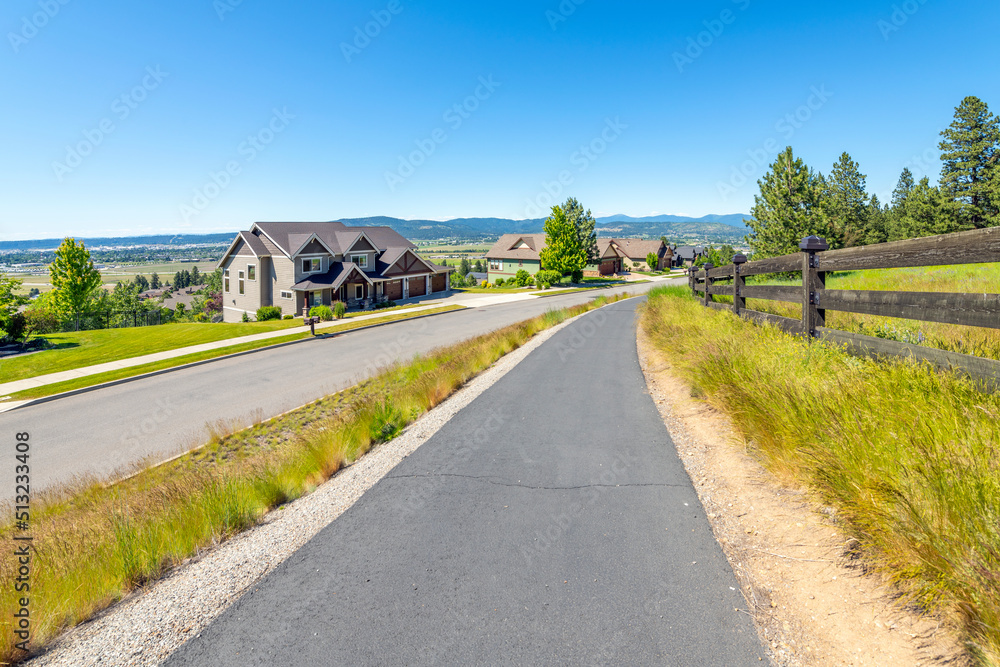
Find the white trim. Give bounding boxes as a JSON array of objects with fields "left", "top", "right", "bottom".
[
  {"left": 291, "top": 232, "right": 336, "bottom": 258},
  {"left": 345, "top": 230, "right": 380, "bottom": 254},
  {"left": 279, "top": 290, "right": 293, "bottom": 300},
  {"left": 237, "top": 270, "right": 245, "bottom": 295},
  {"left": 381, "top": 248, "right": 437, "bottom": 275},
  {"left": 216, "top": 233, "right": 260, "bottom": 270},
  {"left": 247, "top": 263, "right": 256, "bottom": 281},
  {"left": 251, "top": 224, "right": 292, "bottom": 259},
  {"left": 301, "top": 257, "right": 323, "bottom": 274},
  {"left": 351, "top": 253, "right": 369, "bottom": 269}
]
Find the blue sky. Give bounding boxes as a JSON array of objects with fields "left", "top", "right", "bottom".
[{"left": 1, "top": 0, "right": 998, "bottom": 239}]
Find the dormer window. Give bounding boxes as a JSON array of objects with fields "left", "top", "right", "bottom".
[
  {"left": 302, "top": 258, "right": 321, "bottom": 273},
  {"left": 351, "top": 254, "right": 368, "bottom": 269}
]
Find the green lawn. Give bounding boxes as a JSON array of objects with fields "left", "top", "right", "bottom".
[
  {"left": 0, "top": 303, "right": 430, "bottom": 385},
  {"left": 1, "top": 305, "right": 465, "bottom": 401}
]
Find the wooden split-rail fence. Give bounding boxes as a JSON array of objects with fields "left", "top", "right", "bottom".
[{"left": 689, "top": 226, "right": 1000, "bottom": 387}]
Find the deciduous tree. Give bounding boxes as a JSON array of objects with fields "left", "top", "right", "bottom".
[
  {"left": 540, "top": 204, "right": 587, "bottom": 276},
  {"left": 49, "top": 238, "right": 102, "bottom": 317}
]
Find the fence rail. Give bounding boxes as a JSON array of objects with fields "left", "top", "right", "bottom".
[
  {"left": 65, "top": 309, "right": 168, "bottom": 332},
  {"left": 688, "top": 227, "right": 1000, "bottom": 388}
]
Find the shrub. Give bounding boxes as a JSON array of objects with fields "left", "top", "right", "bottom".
[
  {"left": 372, "top": 300, "right": 396, "bottom": 311},
  {"left": 24, "top": 308, "right": 61, "bottom": 336},
  {"left": 4, "top": 313, "right": 27, "bottom": 342},
  {"left": 513, "top": 269, "right": 532, "bottom": 287},
  {"left": 256, "top": 306, "right": 282, "bottom": 321},
  {"left": 241, "top": 310, "right": 249, "bottom": 322},
  {"left": 467, "top": 275, "right": 478, "bottom": 287},
  {"left": 536, "top": 270, "right": 562, "bottom": 286},
  {"left": 311, "top": 305, "right": 334, "bottom": 322},
  {"left": 494, "top": 278, "right": 505, "bottom": 287},
  {"left": 571, "top": 270, "right": 583, "bottom": 283},
  {"left": 332, "top": 301, "right": 347, "bottom": 319},
  {"left": 283, "top": 314, "right": 293, "bottom": 320},
  {"left": 450, "top": 274, "right": 465, "bottom": 288},
  {"left": 646, "top": 252, "right": 659, "bottom": 270}
]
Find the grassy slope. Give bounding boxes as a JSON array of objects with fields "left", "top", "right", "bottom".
[
  {"left": 0, "top": 304, "right": 426, "bottom": 384},
  {"left": 642, "top": 285, "right": 1000, "bottom": 664},
  {"left": 0, "top": 295, "right": 624, "bottom": 664},
  {"left": 711, "top": 264, "right": 1000, "bottom": 360},
  {"left": 2, "top": 306, "right": 465, "bottom": 401}
]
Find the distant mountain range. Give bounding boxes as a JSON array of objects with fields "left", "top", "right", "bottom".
[{"left": 0, "top": 214, "right": 750, "bottom": 250}]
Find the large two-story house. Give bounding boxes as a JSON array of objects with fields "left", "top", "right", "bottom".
[
  {"left": 217, "top": 221, "right": 452, "bottom": 322},
  {"left": 485, "top": 234, "right": 671, "bottom": 282}
]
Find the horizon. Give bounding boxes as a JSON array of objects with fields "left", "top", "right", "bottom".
[{"left": 2, "top": 1, "right": 997, "bottom": 240}]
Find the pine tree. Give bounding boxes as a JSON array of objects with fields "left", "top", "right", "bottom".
[
  {"left": 891, "top": 168, "right": 915, "bottom": 209},
  {"left": 191, "top": 266, "right": 201, "bottom": 285},
  {"left": 561, "top": 197, "right": 598, "bottom": 263},
  {"left": 150, "top": 272, "right": 161, "bottom": 290},
  {"left": 181, "top": 270, "right": 191, "bottom": 288},
  {"left": 824, "top": 152, "right": 870, "bottom": 247},
  {"left": 474, "top": 259, "right": 484, "bottom": 273},
  {"left": 939, "top": 96, "right": 1000, "bottom": 228},
  {"left": 133, "top": 275, "right": 150, "bottom": 292},
  {"left": 746, "top": 147, "right": 833, "bottom": 259},
  {"left": 459, "top": 258, "right": 470, "bottom": 276},
  {"left": 173, "top": 271, "right": 183, "bottom": 289},
  {"left": 892, "top": 177, "right": 965, "bottom": 240},
  {"left": 865, "top": 194, "right": 889, "bottom": 245}
]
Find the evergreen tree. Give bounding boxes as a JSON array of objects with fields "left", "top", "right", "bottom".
[
  {"left": 133, "top": 275, "right": 150, "bottom": 292},
  {"left": 746, "top": 147, "right": 833, "bottom": 259},
  {"left": 865, "top": 194, "right": 889, "bottom": 245},
  {"left": 891, "top": 167, "right": 915, "bottom": 209},
  {"left": 191, "top": 265, "right": 201, "bottom": 285},
  {"left": 939, "top": 96, "right": 1000, "bottom": 228},
  {"left": 173, "top": 271, "right": 183, "bottom": 289},
  {"left": 474, "top": 259, "right": 484, "bottom": 273},
  {"left": 561, "top": 197, "right": 598, "bottom": 263},
  {"left": 540, "top": 204, "right": 587, "bottom": 275},
  {"left": 49, "top": 238, "right": 102, "bottom": 317},
  {"left": 459, "top": 258, "right": 470, "bottom": 276},
  {"left": 150, "top": 272, "right": 161, "bottom": 290},
  {"left": 891, "top": 177, "right": 965, "bottom": 240},
  {"left": 181, "top": 270, "right": 191, "bottom": 288},
  {"left": 824, "top": 152, "right": 870, "bottom": 247}
]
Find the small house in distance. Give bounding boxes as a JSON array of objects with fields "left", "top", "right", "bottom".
[
  {"left": 485, "top": 234, "right": 672, "bottom": 282},
  {"left": 217, "top": 221, "right": 452, "bottom": 322},
  {"left": 672, "top": 245, "right": 706, "bottom": 268}
]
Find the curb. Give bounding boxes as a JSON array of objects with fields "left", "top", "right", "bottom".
[{"left": 1, "top": 306, "right": 468, "bottom": 413}]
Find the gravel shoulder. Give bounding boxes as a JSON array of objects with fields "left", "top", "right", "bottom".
[
  {"left": 637, "top": 327, "right": 968, "bottom": 667},
  {"left": 24, "top": 305, "right": 593, "bottom": 667}
]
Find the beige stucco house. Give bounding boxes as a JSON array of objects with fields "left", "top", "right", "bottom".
[{"left": 217, "top": 221, "right": 452, "bottom": 322}]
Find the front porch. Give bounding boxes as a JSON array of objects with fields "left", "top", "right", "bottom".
[{"left": 297, "top": 272, "right": 452, "bottom": 314}]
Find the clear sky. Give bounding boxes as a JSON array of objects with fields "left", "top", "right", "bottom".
[{"left": 1, "top": 0, "right": 998, "bottom": 239}]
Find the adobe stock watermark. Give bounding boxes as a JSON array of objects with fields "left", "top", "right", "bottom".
[
  {"left": 8, "top": 0, "right": 71, "bottom": 54},
  {"left": 362, "top": 320, "right": 430, "bottom": 377},
  {"left": 52, "top": 66, "right": 169, "bottom": 182},
  {"left": 117, "top": 397, "right": 176, "bottom": 453},
  {"left": 716, "top": 85, "right": 833, "bottom": 202},
  {"left": 555, "top": 310, "right": 608, "bottom": 362},
  {"left": 214, "top": 0, "right": 244, "bottom": 21},
  {"left": 523, "top": 117, "right": 627, "bottom": 218},
  {"left": 341, "top": 0, "right": 403, "bottom": 63},
  {"left": 877, "top": 0, "right": 929, "bottom": 40},
  {"left": 672, "top": 0, "right": 751, "bottom": 74},
  {"left": 545, "top": 0, "right": 586, "bottom": 30},
  {"left": 384, "top": 75, "right": 501, "bottom": 192},
  {"left": 179, "top": 107, "right": 294, "bottom": 223}
]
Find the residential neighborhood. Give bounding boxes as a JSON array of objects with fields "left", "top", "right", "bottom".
[
  {"left": 217, "top": 221, "right": 453, "bottom": 322},
  {"left": 485, "top": 234, "right": 673, "bottom": 283}
]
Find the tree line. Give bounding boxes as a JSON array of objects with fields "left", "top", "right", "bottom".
[{"left": 747, "top": 96, "right": 1000, "bottom": 259}]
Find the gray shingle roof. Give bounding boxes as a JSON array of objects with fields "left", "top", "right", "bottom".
[
  {"left": 254, "top": 221, "right": 416, "bottom": 257},
  {"left": 486, "top": 234, "right": 547, "bottom": 260}
]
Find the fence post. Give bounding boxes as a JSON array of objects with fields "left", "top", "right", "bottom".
[
  {"left": 688, "top": 266, "right": 696, "bottom": 295},
  {"left": 800, "top": 236, "right": 829, "bottom": 340},
  {"left": 702, "top": 263, "right": 714, "bottom": 306},
  {"left": 732, "top": 253, "right": 747, "bottom": 316}
]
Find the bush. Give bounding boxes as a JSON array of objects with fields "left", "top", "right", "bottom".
[
  {"left": 450, "top": 274, "right": 466, "bottom": 288},
  {"left": 256, "top": 306, "right": 282, "bottom": 321},
  {"left": 333, "top": 301, "right": 347, "bottom": 319},
  {"left": 372, "top": 300, "right": 396, "bottom": 311},
  {"left": 646, "top": 252, "right": 659, "bottom": 270},
  {"left": 283, "top": 314, "right": 294, "bottom": 320},
  {"left": 310, "top": 305, "right": 334, "bottom": 322},
  {"left": 536, "top": 270, "right": 562, "bottom": 287},
  {"left": 24, "top": 308, "right": 61, "bottom": 336},
  {"left": 514, "top": 269, "right": 532, "bottom": 287},
  {"left": 4, "top": 313, "right": 27, "bottom": 342},
  {"left": 494, "top": 278, "right": 505, "bottom": 287},
  {"left": 571, "top": 270, "right": 584, "bottom": 283},
  {"left": 241, "top": 311, "right": 250, "bottom": 322},
  {"left": 467, "top": 275, "right": 478, "bottom": 287}
]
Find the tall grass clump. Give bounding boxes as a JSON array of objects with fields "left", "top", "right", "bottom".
[
  {"left": 641, "top": 285, "right": 1000, "bottom": 664},
  {"left": 0, "top": 292, "right": 626, "bottom": 664}
]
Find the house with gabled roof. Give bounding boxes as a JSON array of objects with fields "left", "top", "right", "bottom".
[
  {"left": 485, "top": 234, "right": 670, "bottom": 282},
  {"left": 216, "top": 221, "right": 453, "bottom": 322}
]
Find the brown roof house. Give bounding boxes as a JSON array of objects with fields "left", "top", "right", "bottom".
[
  {"left": 485, "top": 234, "right": 671, "bottom": 282},
  {"left": 217, "top": 221, "right": 453, "bottom": 322}
]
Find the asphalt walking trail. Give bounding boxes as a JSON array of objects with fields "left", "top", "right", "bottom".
[{"left": 166, "top": 297, "right": 766, "bottom": 665}]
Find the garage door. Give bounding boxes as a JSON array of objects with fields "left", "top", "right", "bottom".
[
  {"left": 600, "top": 260, "right": 616, "bottom": 275},
  {"left": 408, "top": 277, "right": 426, "bottom": 297},
  {"left": 431, "top": 274, "right": 446, "bottom": 292},
  {"left": 384, "top": 280, "right": 403, "bottom": 300}
]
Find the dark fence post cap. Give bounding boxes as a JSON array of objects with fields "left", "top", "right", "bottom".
[
  {"left": 732, "top": 253, "right": 748, "bottom": 264},
  {"left": 799, "top": 236, "right": 829, "bottom": 251},
  {"left": 703, "top": 263, "right": 714, "bottom": 271}
]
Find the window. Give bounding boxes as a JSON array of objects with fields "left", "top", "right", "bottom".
[
  {"left": 355, "top": 284, "right": 364, "bottom": 300},
  {"left": 238, "top": 270, "right": 245, "bottom": 295},
  {"left": 223, "top": 268, "right": 230, "bottom": 292},
  {"left": 302, "top": 258, "right": 321, "bottom": 273},
  {"left": 489, "top": 259, "right": 502, "bottom": 271},
  {"left": 351, "top": 254, "right": 368, "bottom": 269},
  {"left": 280, "top": 290, "right": 292, "bottom": 300},
  {"left": 247, "top": 264, "right": 256, "bottom": 281}
]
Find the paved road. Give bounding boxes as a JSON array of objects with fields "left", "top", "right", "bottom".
[
  {"left": 0, "top": 281, "right": 679, "bottom": 500},
  {"left": 166, "top": 298, "right": 765, "bottom": 666}
]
